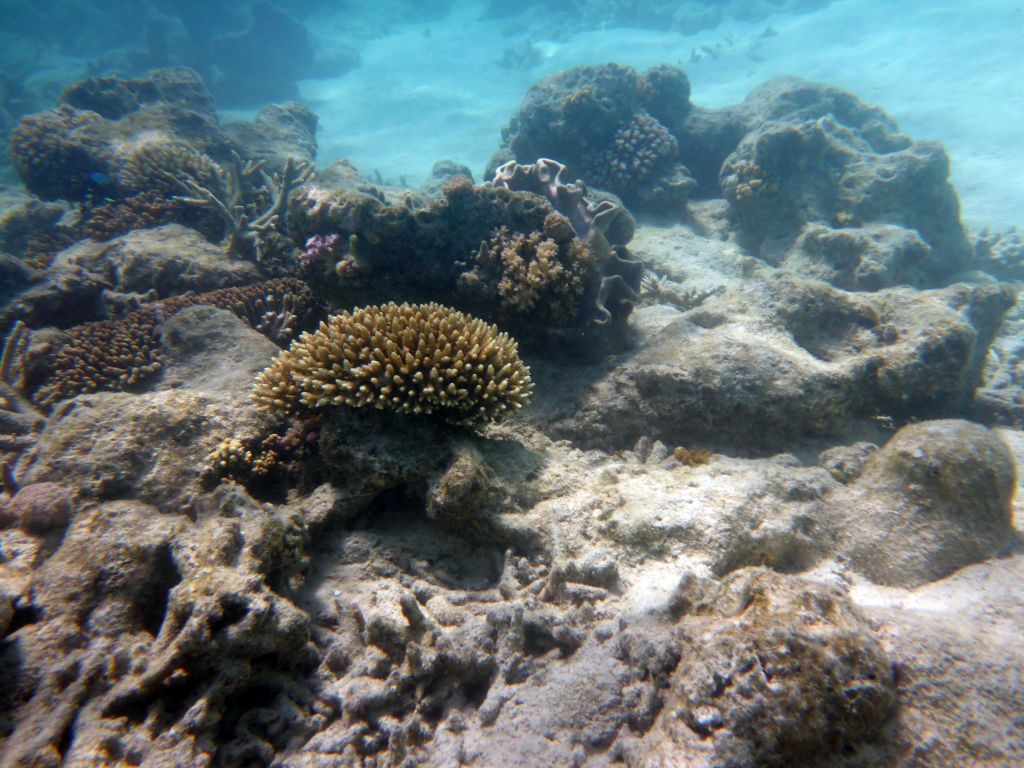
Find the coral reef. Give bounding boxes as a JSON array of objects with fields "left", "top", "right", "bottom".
[
  {"left": 492, "top": 158, "right": 644, "bottom": 329},
  {"left": 10, "top": 105, "right": 109, "bottom": 201},
  {"left": 176, "top": 154, "right": 314, "bottom": 261},
  {"left": 498, "top": 70, "right": 977, "bottom": 290},
  {"left": 459, "top": 222, "right": 595, "bottom": 325},
  {"left": 289, "top": 158, "right": 639, "bottom": 355},
  {"left": 7, "top": 68, "right": 317, "bottom": 270},
  {"left": 205, "top": 416, "right": 322, "bottom": 494},
  {"left": 3, "top": 57, "right": 1024, "bottom": 768},
  {"left": 115, "top": 137, "right": 217, "bottom": 196},
  {"left": 30, "top": 278, "right": 313, "bottom": 408},
  {"left": 498, "top": 64, "right": 696, "bottom": 217},
  {"left": 79, "top": 190, "right": 222, "bottom": 243},
  {"left": 254, "top": 302, "right": 533, "bottom": 428}
]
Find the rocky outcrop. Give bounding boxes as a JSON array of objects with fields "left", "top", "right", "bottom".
[{"left": 547, "top": 276, "right": 1015, "bottom": 450}]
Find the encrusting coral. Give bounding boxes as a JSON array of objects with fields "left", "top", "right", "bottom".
[
  {"left": 31, "top": 278, "right": 313, "bottom": 408},
  {"left": 253, "top": 302, "right": 533, "bottom": 428}
]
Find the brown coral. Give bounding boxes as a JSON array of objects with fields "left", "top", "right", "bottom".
[
  {"left": 81, "top": 190, "right": 223, "bottom": 243},
  {"left": 115, "top": 138, "right": 217, "bottom": 196},
  {"left": 463, "top": 225, "right": 595, "bottom": 324},
  {"left": 33, "top": 278, "right": 313, "bottom": 408},
  {"left": 253, "top": 302, "right": 532, "bottom": 428},
  {"left": 10, "top": 105, "right": 110, "bottom": 201},
  {"left": 589, "top": 111, "right": 679, "bottom": 193}
]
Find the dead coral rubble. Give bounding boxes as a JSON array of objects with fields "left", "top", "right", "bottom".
[{"left": 254, "top": 302, "right": 533, "bottom": 428}]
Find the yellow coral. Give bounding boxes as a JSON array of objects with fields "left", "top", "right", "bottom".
[
  {"left": 253, "top": 302, "right": 533, "bottom": 428},
  {"left": 471, "top": 226, "right": 594, "bottom": 323}
]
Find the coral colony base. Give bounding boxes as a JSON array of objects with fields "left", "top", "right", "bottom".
[{"left": 0, "top": 60, "right": 1021, "bottom": 768}]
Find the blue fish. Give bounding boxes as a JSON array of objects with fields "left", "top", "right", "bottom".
[{"left": 88, "top": 171, "right": 111, "bottom": 186}]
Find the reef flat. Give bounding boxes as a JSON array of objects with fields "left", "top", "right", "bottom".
[{"left": 0, "top": 62, "right": 1021, "bottom": 768}]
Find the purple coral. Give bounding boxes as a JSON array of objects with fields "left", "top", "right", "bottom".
[{"left": 300, "top": 233, "right": 341, "bottom": 269}]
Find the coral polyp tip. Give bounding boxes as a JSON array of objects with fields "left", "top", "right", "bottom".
[{"left": 253, "top": 302, "right": 533, "bottom": 428}]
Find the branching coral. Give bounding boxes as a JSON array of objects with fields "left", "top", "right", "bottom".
[
  {"left": 589, "top": 112, "right": 679, "bottom": 194},
  {"left": 205, "top": 417, "right": 321, "bottom": 491},
  {"left": 31, "top": 278, "right": 314, "bottom": 408},
  {"left": 463, "top": 222, "right": 595, "bottom": 324},
  {"left": 640, "top": 273, "right": 725, "bottom": 312},
  {"left": 116, "top": 138, "right": 217, "bottom": 196},
  {"left": 175, "top": 154, "right": 314, "bottom": 261},
  {"left": 253, "top": 302, "right": 533, "bottom": 428},
  {"left": 81, "top": 190, "right": 222, "bottom": 243}
]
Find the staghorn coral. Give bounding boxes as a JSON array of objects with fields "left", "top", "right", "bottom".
[
  {"left": 640, "top": 272, "right": 725, "bottom": 311},
  {"left": 176, "top": 154, "right": 314, "bottom": 261},
  {"left": 253, "top": 302, "right": 532, "bottom": 428},
  {"left": 462, "top": 224, "right": 595, "bottom": 325},
  {"left": 32, "top": 278, "right": 314, "bottom": 408}
]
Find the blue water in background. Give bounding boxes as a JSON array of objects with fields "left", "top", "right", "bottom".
[{"left": 1, "top": 0, "right": 1022, "bottom": 232}]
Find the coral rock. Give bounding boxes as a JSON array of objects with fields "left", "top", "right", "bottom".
[
  {"left": 639, "top": 568, "right": 895, "bottom": 767},
  {"left": 833, "top": 419, "right": 1015, "bottom": 587},
  {"left": 2, "top": 482, "right": 74, "bottom": 533}
]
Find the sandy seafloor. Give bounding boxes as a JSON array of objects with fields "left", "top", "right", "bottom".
[{"left": 296, "top": 0, "right": 1024, "bottom": 233}]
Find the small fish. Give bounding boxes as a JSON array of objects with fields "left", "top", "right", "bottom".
[{"left": 87, "top": 171, "right": 112, "bottom": 186}]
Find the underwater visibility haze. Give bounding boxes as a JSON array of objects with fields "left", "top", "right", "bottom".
[{"left": 0, "top": 0, "right": 1022, "bottom": 765}]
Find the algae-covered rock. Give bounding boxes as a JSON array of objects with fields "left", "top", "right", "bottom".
[
  {"left": 636, "top": 568, "right": 896, "bottom": 767},
  {"left": 548, "top": 277, "right": 1014, "bottom": 450},
  {"left": 835, "top": 419, "right": 1015, "bottom": 587},
  {"left": 17, "top": 308, "right": 276, "bottom": 514}
]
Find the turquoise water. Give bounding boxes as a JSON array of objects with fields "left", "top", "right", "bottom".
[{"left": 2, "top": 1, "right": 1022, "bottom": 229}]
